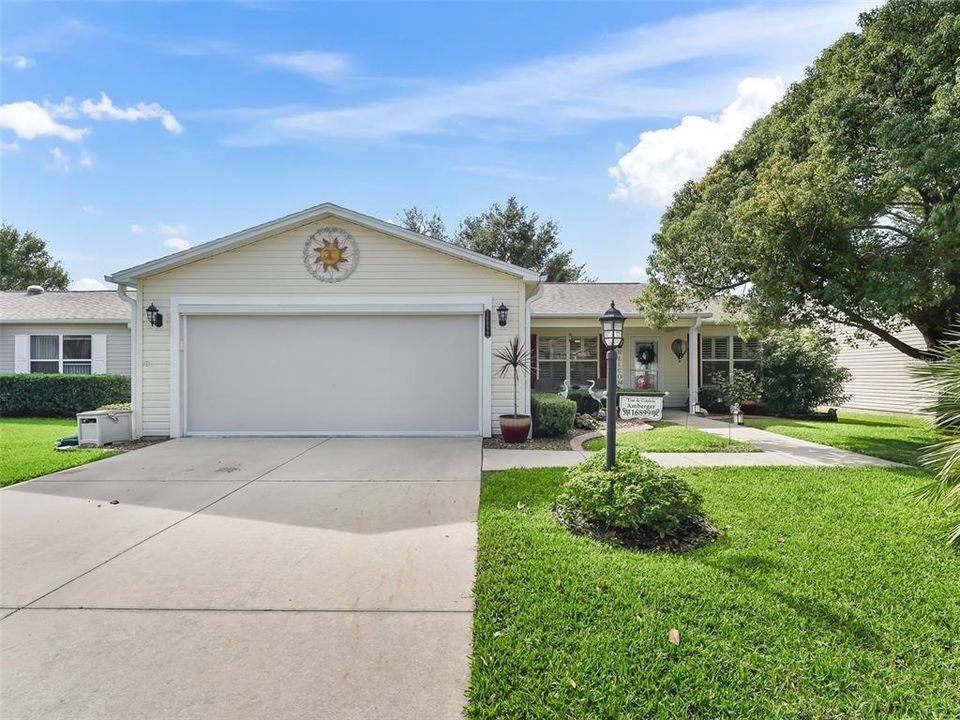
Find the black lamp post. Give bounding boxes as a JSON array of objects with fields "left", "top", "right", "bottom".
[{"left": 599, "top": 301, "right": 626, "bottom": 470}]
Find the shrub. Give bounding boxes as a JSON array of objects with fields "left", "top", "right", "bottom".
[
  {"left": 697, "top": 385, "right": 728, "bottom": 413},
  {"left": 556, "top": 448, "right": 705, "bottom": 536},
  {"left": 756, "top": 329, "right": 851, "bottom": 416},
  {"left": 567, "top": 387, "right": 601, "bottom": 415},
  {"left": 531, "top": 393, "right": 577, "bottom": 437},
  {"left": 712, "top": 369, "right": 761, "bottom": 407},
  {"left": 0, "top": 374, "right": 130, "bottom": 417}
]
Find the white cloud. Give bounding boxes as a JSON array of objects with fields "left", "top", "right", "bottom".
[
  {"left": 228, "top": 2, "right": 867, "bottom": 143},
  {"left": 129, "top": 223, "right": 144, "bottom": 234},
  {"left": 70, "top": 277, "right": 108, "bottom": 291},
  {"left": 628, "top": 265, "right": 648, "bottom": 281},
  {"left": 163, "top": 237, "right": 191, "bottom": 252},
  {"left": 2, "top": 55, "right": 35, "bottom": 70},
  {"left": 79, "top": 92, "right": 183, "bottom": 134},
  {"left": 157, "top": 223, "right": 188, "bottom": 236},
  {"left": 81, "top": 204, "right": 104, "bottom": 215},
  {"left": 79, "top": 149, "right": 94, "bottom": 167},
  {"left": 609, "top": 76, "right": 785, "bottom": 205},
  {"left": 0, "top": 101, "right": 88, "bottom": 141},
  {"left": 49, "top": 147, "right": 70, "bottom": 172},
  {"left": 257, "top": 51, "right": 350, "bottom": 82}
]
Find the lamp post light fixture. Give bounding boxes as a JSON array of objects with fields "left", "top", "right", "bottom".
[
  {"left": 598, "top": 301, "right": 626, "bottom": 470},
  {"left": 146, "top": 303, "right": 164, "bottom": 328},
  {"left": 496, "top": 302, "right": 509, "bottom": 327}
]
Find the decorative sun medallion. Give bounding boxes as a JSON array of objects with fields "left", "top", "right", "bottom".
[{"left": 302, "top": 226, "right": 358, "bottom": 282}]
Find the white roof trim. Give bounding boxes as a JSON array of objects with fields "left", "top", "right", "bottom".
[{"left": 105, "top": 202, "right": 542, "bottom": 284}]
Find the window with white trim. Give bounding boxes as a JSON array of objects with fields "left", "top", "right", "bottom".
[
  {"left": 701, "top": 336, "right": 759, "bottom": 384},
  {"left": 534, "top": 335, "right": 600, "bottom": 390},
  {"left": 30, "top": 334, "right": 92, "bottom": 374}
]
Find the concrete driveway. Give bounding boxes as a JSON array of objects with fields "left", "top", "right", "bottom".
[{"left": 0, "top": 437, "right": 481, "bottom": 720}]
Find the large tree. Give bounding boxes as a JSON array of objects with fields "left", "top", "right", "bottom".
[
  {"left": 641, "top": 0, "right": 960, "bottom": 359},
  {"left": 455, "top": 197, "right": 586, "bottom": 282},
  {"left": 399, "top": 198, "right": 587, "bottom": 281},
  {"left": 397, "top": 206, "right": 449, "bottom": 242},
  {"left": 0, "top": 223, "right": 70, "bottom": 291}
]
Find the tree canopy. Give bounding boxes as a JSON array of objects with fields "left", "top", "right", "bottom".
[
  {"left": 0, "top": 224, "right": 70, "bottom": 291},
  {"left": 399, "top": 197, "right": 587, "bottom": 282},
  {"left": 641, "top": 0, "right": 960, "bottom": 359}
]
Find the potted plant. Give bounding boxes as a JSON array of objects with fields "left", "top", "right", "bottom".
[{"left": 495, "top": 337, "right": 531, "bottom": 443}]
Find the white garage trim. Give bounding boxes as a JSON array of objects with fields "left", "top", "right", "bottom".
[{"left": 168, "top": 295, "right": 493, "bottom": 438}]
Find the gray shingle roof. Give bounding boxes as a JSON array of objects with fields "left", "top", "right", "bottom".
[
  {"left": 0, "top": 290, "right": 131, "bottom": 322},
  {"left": 531, "top": 283, "right": 647, "bottom": 316},
  {"left": 530, "top": 283, "right": 722, "bottom": 318}
]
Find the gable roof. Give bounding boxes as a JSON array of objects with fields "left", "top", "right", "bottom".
[
  {"left": 0, "top": 290, "right": 131, "bottom": 324},
  {"left": 105, "top": 202, "right": 542, "bottom": 284},
  {"left": 531, "top": 283, "right": 722, "bottom": 318}
]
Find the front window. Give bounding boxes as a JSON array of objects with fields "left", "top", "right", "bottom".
[
  {"left": 30, "top": 334, "right": 92, "bottom": 374},
  {"left": 702, "top": 335, "right": 759, "bottom": 384},
  {"left": 534, "top": 335, "right": 600, "bottom": 390}
]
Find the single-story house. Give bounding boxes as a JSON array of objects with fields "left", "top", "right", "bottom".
[
  {"left": 99, "top": 203, "right": 929, "bottom": 438},
  {"left": 0, "top": 288, "right": 132, "bottom": 375},
  {"left": 105, "top": 203, "right": 541, "bottom": 439}
]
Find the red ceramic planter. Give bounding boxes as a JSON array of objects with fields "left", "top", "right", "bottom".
[{"left": 499, "top": 414, "right": 532, "bottom": 443}]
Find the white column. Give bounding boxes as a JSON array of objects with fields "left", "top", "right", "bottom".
[{"left": 687, "top": 324, "right": 699, "bottom": 412}]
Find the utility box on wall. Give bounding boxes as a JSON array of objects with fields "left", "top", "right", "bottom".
[{"left": 77, "top": 409, "right": 133, "bottom": 447}]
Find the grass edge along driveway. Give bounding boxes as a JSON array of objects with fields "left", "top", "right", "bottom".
[
  {"left": 746, "top": 412, "right": 938, "bottom": 465},
  {"left": 469, "top": 466, "right": 960, "bottom": 719},
  {"left": 0, "top": 417, "right": 115, "bottom": 487},
  {"left": 582, "top": 421, "right": 755, "bottom": 453}
]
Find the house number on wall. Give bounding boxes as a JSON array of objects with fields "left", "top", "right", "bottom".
[{"left": 303, "top": 226, "right": 359, "bottom": 283}]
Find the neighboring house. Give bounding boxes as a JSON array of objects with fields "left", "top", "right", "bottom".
[
  {"left": 530, "top": 283, "right": 931, "bottom": 417},
  {"left": 0, "top": 288, "right": 132, "bottom": 376},
  {"left": 105, "top": 203, "right": 540, "bottom": 439},
  {"left": 835, "top": 324, "right": 930, "bottom": 415}
]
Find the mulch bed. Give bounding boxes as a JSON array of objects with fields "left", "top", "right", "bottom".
[
  {"left": 483, "top": 430, "right": 581, "bottom": 450},
  {"left": 554, "top": 504, "right": 719, "bottom": 553},
  {"left": 57, "top": 438, "right": 167, "bottom": 453}
]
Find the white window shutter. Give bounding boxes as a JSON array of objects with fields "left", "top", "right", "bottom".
[
  {"left": 14, "top": 335, "right": 29, "bottom": 373},
  {"left": 92, "top": 334, "right": 107, "bottom": 374}
]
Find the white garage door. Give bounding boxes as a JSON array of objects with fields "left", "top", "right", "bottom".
[{"left": 184, "top": 314, "right": 481, "bottom": 435}]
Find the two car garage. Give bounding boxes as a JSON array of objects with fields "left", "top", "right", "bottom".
[{"left": 183, "top": 313, "right": 482, "bottom": 436}]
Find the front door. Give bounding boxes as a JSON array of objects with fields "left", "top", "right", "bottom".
[{"left": 632, "top": 339, "right": 659, "bottom": 390}]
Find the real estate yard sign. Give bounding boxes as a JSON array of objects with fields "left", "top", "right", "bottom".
[{"left": 620, "top": 395, "right": 663, "bottom": 421}]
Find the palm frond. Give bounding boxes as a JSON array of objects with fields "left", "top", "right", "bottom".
[
  {"left": 494, "top": 337, "right": 530, "bottom": 377},
  {"left": 912, "top": 324, "right": 960, "bottom": 546}
]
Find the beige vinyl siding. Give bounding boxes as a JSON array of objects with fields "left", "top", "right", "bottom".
[
  {"left": 137, "top": 218, "right": 524, "bottom": 437},
  {"left": 0, "top": 323, "right": 131, "bottom": 375},
  {"left": 835, "top": 324, "right": 930, "bottom": 415}
]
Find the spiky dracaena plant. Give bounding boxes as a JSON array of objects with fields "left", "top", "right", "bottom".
[
  {"left": 494, "top": 337, "right": 530, "bottom": 417},
  {"left": 913, "top": 326, "right": 960, "bottom": 547}
]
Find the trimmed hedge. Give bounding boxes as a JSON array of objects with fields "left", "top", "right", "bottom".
[
  {"left": 567, "top": 387, "right": 601, "bottom": 415},
  {"left": 531, "top": 393, "right": 577, "bottom": 438},
  {"left": 0, "top": 374, "right": 131, "bottom": 417}
]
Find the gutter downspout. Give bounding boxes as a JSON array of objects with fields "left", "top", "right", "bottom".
[
  {"left": 688, "top": 314, "right": 708, "bottom": 413},
  {"left": 523, "top": 276, "right": 546, "bottom": 418},
  {"left": 116, "top": 283, "right": 140, "bottom": 438}
]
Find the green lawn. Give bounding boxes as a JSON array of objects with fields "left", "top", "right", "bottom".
[
  {"left": 582, "top": 421, "right": 755, "bottom": 453},
  {"left": 470, "top": 466, "right": 960, "bottom": 719},
  {"left": 0, "top": 418, "right": 115, "bottom": 487},
  {"left": 747, "top": 412, "right": 938, "bottom": 465}
]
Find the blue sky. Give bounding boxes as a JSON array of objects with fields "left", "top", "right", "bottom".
[{"left": 0, "top": 0, "right": 874, "bottom": 289}]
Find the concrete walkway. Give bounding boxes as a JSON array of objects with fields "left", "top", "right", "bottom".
[
  {"left": 482, "top": 412, "right": 902, "bottom": 470},
  {"left": 1, "top": 438, "right": 481, "bottom": 720}
]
